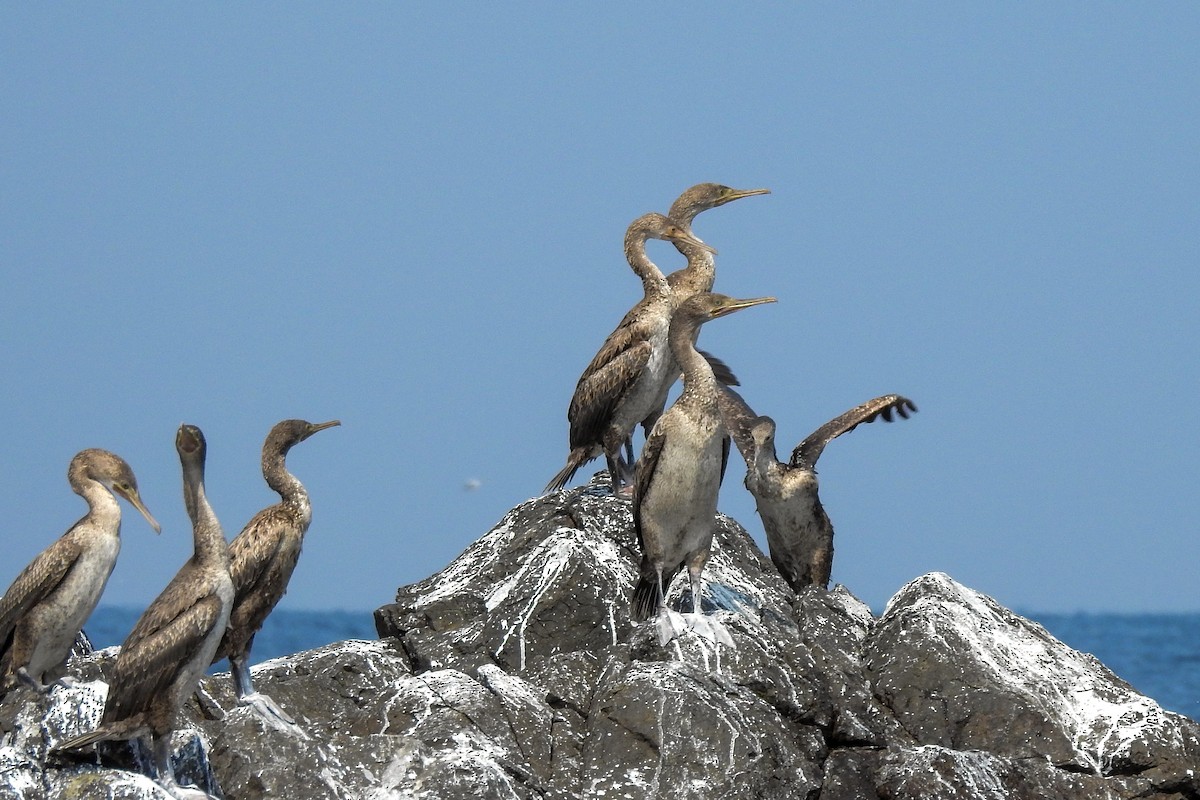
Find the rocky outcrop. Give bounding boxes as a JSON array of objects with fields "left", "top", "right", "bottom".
[{"left": 2, "top": 473, "right": 1197, "bottom": 799}]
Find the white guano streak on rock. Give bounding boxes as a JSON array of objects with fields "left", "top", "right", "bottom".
[
  {"left": 415, "top": 519, "right": 517, "bottom": 606},
  {"left": 489, "top": 536, "right": 572, "bottom": 670},
  {"left": 904, "top": 572, "right": 1177, "bottom": 773},
  {"left": 489, "top": 529, "right": 634, "bottom": 670},
  {"left": 884, "top": 745, "right": 1009, "bottom": 799}
]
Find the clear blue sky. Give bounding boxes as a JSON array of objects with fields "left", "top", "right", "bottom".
[{"left": 2, "top": 6, "right": 1196, "bottom": 615}]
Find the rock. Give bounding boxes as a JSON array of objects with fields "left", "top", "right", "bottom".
[
  {"left": 866, "top": 572, "right": 1200, "bottom": 792},
  {"left": 2, "top": 473, "right": 1197, "bottom": 799}
]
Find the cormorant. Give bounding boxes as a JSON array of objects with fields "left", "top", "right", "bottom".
[
  {"left": 214, "top": 418, "right": 339, "bottom": 726},
  {"left": 718, "top": 388, "right": 916, "bottom": 591},
  {"left": 630, "top": 292, "right": 776, "bottom": 642},
  {"left": 637, "top": 183, "right": 769, "bottom": 445},
  {"left": 546, "top": 212, "right": 714, "bottom": 495},
  {"left": 0, "top": 449, "right": 159, "bottom": 696},
  {"left": 56, "top": 424, "right": 233, "bottom": 799}
]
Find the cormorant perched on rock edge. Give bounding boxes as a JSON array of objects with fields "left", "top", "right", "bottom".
[
  {"left": 0, "top": 449, "right": 159, "bottom": 696},
  {"left": 719, "top": 388, "right": 916, "bottom": 591},
  {"left": 213, "top": 418, "right": 339, "bottom": 730},
  {"left": 546, "top": 213, "right": 715, "bottom": 495},
  {"left": 56, "top": 424, "right": 233, "bottom": 800},
  {"left": 631, "top": 292, "right": 776, "bottom": 644}
]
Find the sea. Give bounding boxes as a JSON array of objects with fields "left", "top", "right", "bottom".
[{"left": 84, "top": 607, "right": 1200, "bottom": 722}]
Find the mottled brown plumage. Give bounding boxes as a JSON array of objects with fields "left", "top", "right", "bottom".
[
  {"left": 0, "top": 449, "right": 159, "bottom": 695},
  {"left": 635, "top": 184, "right": 770, "bottom": 442},
  {"left": 631, "top": 293, "right": 776, "bottom": 626},
  {"left": 718, "top": 388, "right": 917, "bottom": 591},
  {"left": 56, "top": 425, "right": 232, "bottom": 797},
  {"left": 545, "top": 213, "right": 715, "bottom": 494},
  {"left": 665, "top": 183, "right": 770, "bottom": 297},
  {"left": 215, "top": 418, "right": 339, "bottom": 718}
]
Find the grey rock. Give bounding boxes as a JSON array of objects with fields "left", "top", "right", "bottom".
[
  {"left": 3, "top": 474, "right": 1197, "bottom": 799},
  {"left": 867, "top": 572, "right": 1200, "bottom": 787}
]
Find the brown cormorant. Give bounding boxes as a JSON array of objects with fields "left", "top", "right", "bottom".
[
  {"left": 0, "top": 453, "right": 159, "bottom": 695},
  {"left": 56, "top": 424, "right": 233, "bottom": 799},
  {"left": 636, "top": 184, "right": 770, "bottom": 444},
  {"left": 0, "top": 449, "right": 159, "bottom": 696},
  {"left": 718, "top": 388, "right": 917, "bottom": 591},
  {"left": 545, "top": 212, "right": 714, "bottom": 495},
  {"left": 630, "top": 292, "right": 776, "bottom": 639},
  {"left": 665, "top": 183, "right": 771, "bottom": 297},
  {"left": 214, "top": 418, "right": 339, "bottom": 725}
]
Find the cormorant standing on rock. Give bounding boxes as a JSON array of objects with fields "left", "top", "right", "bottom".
[
  {"left": 214, "top": 418, "right": 339, "bottom": 728},
  {"left": 631, "top": 292, "right": 775, "bottom": 643},
  {"left": 56, "top": 424, "right": 233, "bottom": 800},
  {"left": 0, "top": 449, "right": 159, "bottom": 696},
  {"left": 546, "top": 213, "right": 714, "bottom": 495},
  {"left": 719, "top": 388, "right": 916, "bottom": 591}
]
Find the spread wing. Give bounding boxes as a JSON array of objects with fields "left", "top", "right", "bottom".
[
  {"left": 107, "top": 578, "right": 225, "bottom": 719},
  {"left": 567, "top": 321, "right": 655, "bottom": 450},
  {"left": 714, "top": 385, "right": 760, "bottom": 467},
  {"left": 790, "top": 395, "right": 917, "bottom": 470},
  {"left": 0, "top": 535, "right": 84, "bottom": 644}
]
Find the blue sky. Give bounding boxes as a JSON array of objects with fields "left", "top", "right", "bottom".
[{"left": 2, "top": 6, "right": 1197, "bottom": 615}]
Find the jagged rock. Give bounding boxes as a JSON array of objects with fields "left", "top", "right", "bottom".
[
  {"left": 0, "top": 648, "right": 220, "bottom": 799},
  {"left": 2, "top": 474, "right": 1197, "bottom": 799},
  {"left": 866, "top": 571, "right": 1200, "bottom": 794}
]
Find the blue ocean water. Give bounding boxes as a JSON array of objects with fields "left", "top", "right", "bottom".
[
  {"left": 86, "top": 606, "right": 379, "bottom": 667},
  {"left": 85, "top": 607, "right": 1198, "bottom": 722}
]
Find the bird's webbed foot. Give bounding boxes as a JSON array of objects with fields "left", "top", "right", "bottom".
[
  {"left": 158, "top": 775, "right": 218, "bottom": 800},
  {"left": 654, "top": 609, "right": 734, "bottom": 647},
  {"left": 685, "top": 612, "right": 734, "bottom": 647},
  {"left": 238, "top": 692, "right": 311, "bottom": 740},
  {"left": 153, "top": 736, "right": 216, "bottom": 800},
  {"left": 53, "top": 675, "right": 80, "bottom": 691},
  {"left": 654, "top": 608, "right": 690, "bottom": 646}
]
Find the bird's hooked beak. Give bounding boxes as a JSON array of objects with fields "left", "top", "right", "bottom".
[
  {"left": 116, "top": 487, "right": 162, "bottom": 534},
  {"left": 719, "top": 187, "right": 771, "bottom": 206},
  {"left": 712, "top": 296, "right": 777, "bottom": 318},
  {"left": 304, "top": 419, "right": 341, "bottom": 440}
]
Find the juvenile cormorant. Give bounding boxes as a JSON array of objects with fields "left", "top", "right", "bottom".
[
  {"left": 56, "top": 425, "right": 233, "bottom": 799},
  {"left": 636, "top": 184, "right": 770, "bottom": 443},
  {"left": 630, "top": 292, "right": 776, "bottom": 639},
  {"left": 214, "top": 418, "right": 339, "bottom": 725},
  {"left": 545, "top": 212, "right": 714, "bottom": 494},
  {"left": 718, "top": 389, "right": 917, "bottom": 591},
  {"left": 0, "top": 449, "right": 159, "bottom": 696},
  {"left": 665, "top": 183, "right": 771, "bottom": 297}
]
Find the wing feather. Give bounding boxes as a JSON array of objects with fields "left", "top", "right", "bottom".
[
  {"left": 0, "top": 537, "right": 83, "bottom": 642},
  {"left": 568, "top": 332, "right": 654, "bottom": 450},
  {"left": 107, "top": 588, "right": 224, "bottom": 719},
  {"left": 631, "top": 425, "right": 666, "bottom": 554},
  {"left": 714, "top": 386, "right": 760, "bottom": 468},
  {"left": 790, "top": 395, "right": 918, "bottom": 469}
]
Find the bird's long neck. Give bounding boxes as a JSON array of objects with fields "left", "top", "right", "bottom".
[
  {"left": 182, "top": 461, "right": 228, "bottom": 567},
  {"left": 625, "top": 231, "right": 670, "bottom": 297},
  {"left": 264, "top": 448, "right": 310, "bottom": 523},
  {"left": 73, "top": 477, "right": 122, "bottom": 535},
  {"left": 667, "top": 220, "right": 716, "bottom": 297},
  {"left": 669, "top": 316, "right": 717, "bottom": 409},
  {"left": 752, "top": 439, "right": 778, "bottom": 478}
]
